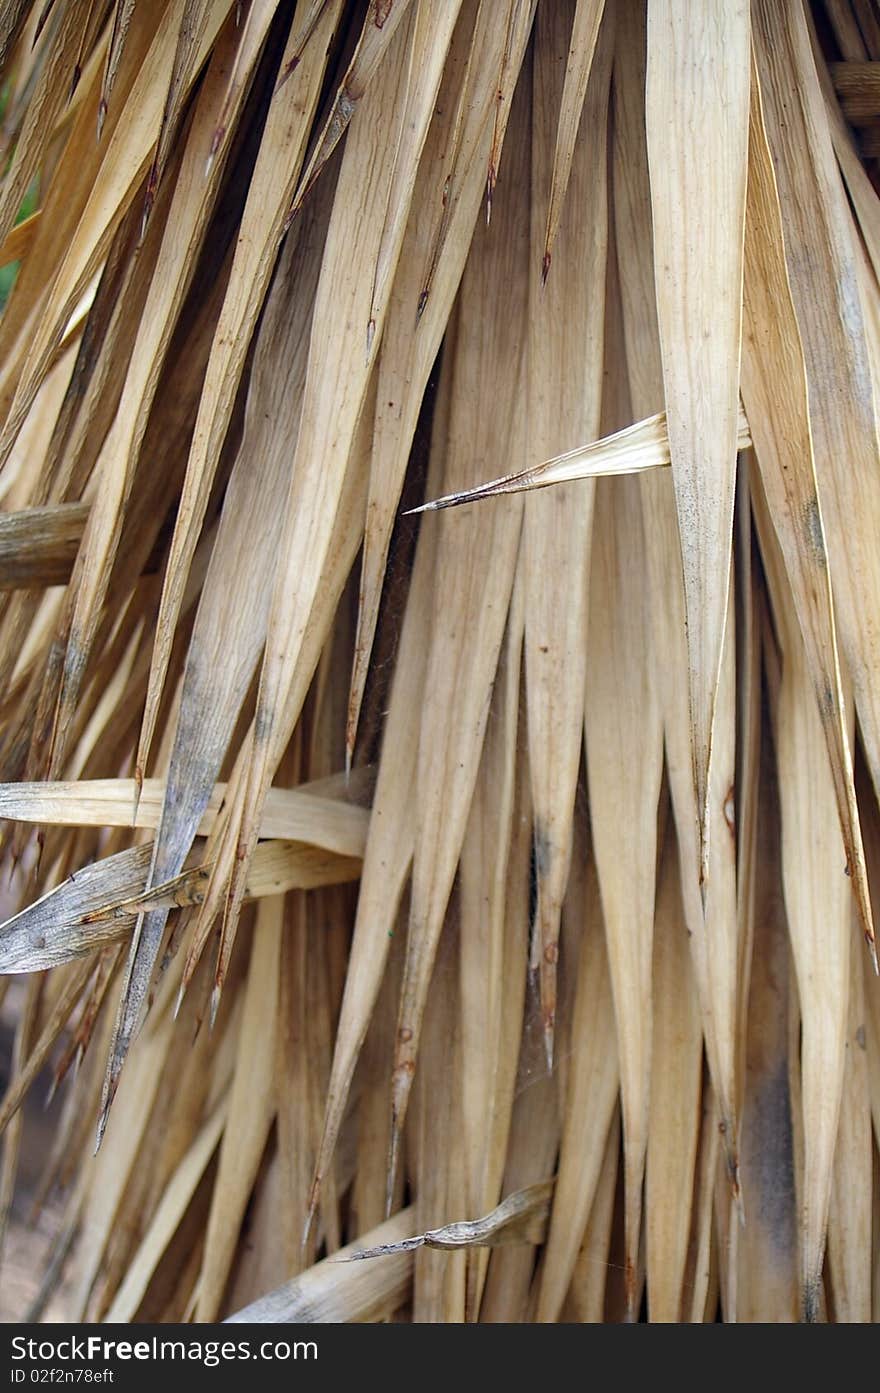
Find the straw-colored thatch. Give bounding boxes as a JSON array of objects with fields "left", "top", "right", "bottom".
[{"left": 0, "top": 0, "right": 879, "bottom": 1323}]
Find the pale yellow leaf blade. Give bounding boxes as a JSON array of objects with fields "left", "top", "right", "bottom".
[
  {"left": 524, "top": 0, "right": 610, "bottom": 1068},
  {"left": 584, "top": 474, "right": 663, "bottom": 1318},
  {"left": 743, "top": 48, "right": 873, "bottom": 956},
  {"left": 409, "top": 407, "right": 751, "bottom": 515},
  {"left": 196, "top": 896, "right": 280, "bottom": 1320},
  {"left": 535, "top": 861, "right": 618, "bottom": 1321},
  {"left": 645, "top": 0, "right": 749, "bottom": 889},
  {"left": 645, "top": 813, "right": 702, "bottom": 1321},
  {"left": 540, "top": 0, "right": 605, "bottom": 278},
  {"left": 225, "top": 1207, "right": 416, "bottom": 1323}
]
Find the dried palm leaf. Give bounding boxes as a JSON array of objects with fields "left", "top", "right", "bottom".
[{"left": 1, "top": 0, "right": 879, "bottom": 1329}]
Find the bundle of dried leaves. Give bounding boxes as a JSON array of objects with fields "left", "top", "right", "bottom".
[{"left": 0, "top": 0, "right": 879, "bottom": 1324}]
